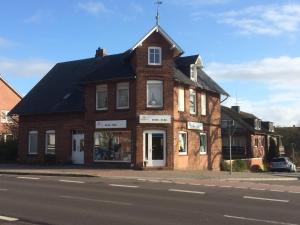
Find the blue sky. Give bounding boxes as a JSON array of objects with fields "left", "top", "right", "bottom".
[{"left": 1, "top": 0, "right": 300, "bottom": 126}]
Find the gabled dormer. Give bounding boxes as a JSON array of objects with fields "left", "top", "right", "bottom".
[{"left": 175, "top": 54, "right": 203, "bottom": 82}]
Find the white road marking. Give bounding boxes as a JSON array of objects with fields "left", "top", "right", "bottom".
[
  {"left": 109, "top": 184, "right": 139, "bottom": 188},
  {"left": 59, "top": 180, "right": 85, "bottom": 184},
  {"left": 60, "top": 195, "right": 132, "bottom": 206},
  {"left": 169, "top": 189, "right": 205, "bottom": 194},
  {"left": 235, "top": 186, "right": 248, "bottom": 189},
  {"left": 17, "top": 176, "right": 40, "bottom": 180},
  {"left": 0, "top": 189, "right": 8, "bottom": 191},
  {"left": 251, "top": 188, "right": 266, "bottom": 191},
  {"left": 224, "top": 214, "right": 298, "bottom": 225},
  {"left": 0, "top": 215, "right": 19, "bottom": 222},
  {"left": 288, "top": 191, "right": 300, "bottom": 194},
  {"left": 243, "top": 196, "right": 289, "bottom": 203},
  {"left": 204, "top": 184, "right": 216, "bottom": 187},
  {"left": 148, "top": 179, "right": 160, "bottom": 182},
  {"left": 270, "top": 189, "right": 285, "bottom": 193},
  {"left": 219, "top": 185, "right": 232, "bottom": 188}
]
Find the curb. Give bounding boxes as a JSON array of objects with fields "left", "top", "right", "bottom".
[{"left": 0, "top": 171, "right": 97, "bottom": 178}]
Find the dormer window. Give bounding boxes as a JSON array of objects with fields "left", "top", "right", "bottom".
[
  {"left": 255, "top": 119, "right": 261, "bottom": 130},
  {"left": 190, "top": 64, "right": 197, "bottom": 82},
  {"left": 148, "top": 47, "right": 161, "bottom": 65}
]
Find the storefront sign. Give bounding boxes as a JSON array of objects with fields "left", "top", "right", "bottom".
[
  {"left": 187, "top": 122, "right": 203, "bottom": 130},
  {"left": 139, "top": 115, "right": 171, "bottom": 124},
  {"left": 96, "top": 120, "right": 127, "bottom": 129}
]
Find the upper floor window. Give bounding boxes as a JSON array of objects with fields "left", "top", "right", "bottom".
[
  {"left": 116, "top": 82, "right": 129, "bottom": 109},
  {"left": 45, "top": 130, "right": 55, "bottom": 155},
  {"left": 189, "top": 89, "right": 196, "bottom": 114},
  {"left": 147, "top": 80, "right": 163, "bottom": 108},
  {"left": 148, "top": 47, "right": 161, "bottom": 65},
  {"left": 178, "top": 87, "right": 185, "bottom": 112},
  {"left": 255, "top": 119, "right": 261, "bottom": 130},
  {"left": 0, "top": 110, "right": 11, "bottom": 123},
  {"left": 28, "top": 131, "right": 38, "bottom": 155},
  {"left": 190, "top": 64, "right": 197, "bottom": 82},
  {"left": 96, "top": 84, "right": 108, "bottom": 110},
  {"left": 199, "top": 133, "right": 207, "bottom": 154},
  {"left": 201, "top": 93, "right": 207, "bottom": 116}
]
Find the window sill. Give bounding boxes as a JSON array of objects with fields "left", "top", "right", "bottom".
[
  {"left": 178, "top": 152, "right": 188, "bottom": 156},
  {"left": 199, "top": 152, "right": 207, "bottom": 155}
]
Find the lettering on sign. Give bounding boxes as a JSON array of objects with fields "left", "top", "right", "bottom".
[
  {"left": 187, "top": 122, "right": 203, "bottom": 130},
  {"left": 95, "top": 120, "right": 127, "bottom": 129},
  {"left": 139, "top": 115, "right": 171, "bottom": 124}
]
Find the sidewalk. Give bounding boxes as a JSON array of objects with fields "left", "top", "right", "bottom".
[{"left": 0, "top": 163, "right": 298, "bottom": 181}]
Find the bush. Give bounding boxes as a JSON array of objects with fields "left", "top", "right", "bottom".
[
  {"left": 232, "top": 159, "right": 248, "bottom": 172},
  {"left": 220, "top": 160, "right": 230, "bottom": 171},
  {"left": 0, "top": 140, "right": 18, "bottom": 162}
]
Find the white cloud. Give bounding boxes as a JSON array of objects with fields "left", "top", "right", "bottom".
[
  {"left": 206, "top": 56, "right": 300, "bottom": 126},
  {"left": 0, "top": 57, "right": 54, "bottom": 77},
  {"left": 77, "top": 1, "right": 112, "bottom": 15},
  {"left": 0, "top": 37, "right": 16, "bottom": 48},
  {"left": 24, "top": 10, "right": 53, "bottom": 24},
  {"left": 217, "top": 3, "right": 300, "bottom": 35}
]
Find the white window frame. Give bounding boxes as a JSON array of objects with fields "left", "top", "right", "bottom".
[
  {"left": 148, "top": 47, "right": 162, "bottom": 65},
  {"left": 199, "top": 132, "right": 207, "bottom": 155},
  {"left": 178, "top": 131, "right": 188, "bottom": 155},
  {"left": 0, "top": 110, "right": 10, "bottom": 123},
  {"left": 28, "top": 131, "right": 38, "bottom": 155},
  {"left": 190, "top": 64, "right": 197, "bottom": 82},
  {"left": 189, "top": 89, "right": 196, "bottom": 115},
  {"left": 45, "top": 130, "right": 55, "bottom": 155},
  {"left": 178, "top": 87, "right": 185, "bottom": 112},
  {"left": 147, "top": 80, "right": 163, "bottom": 108},
  {"left": 201, "top": 93, "right": 207, "bottom": 116},
  {"left": 96, "top": 84, "right": 108, "bottom": 111},
  {"left": 116, "top": 82, "right": 129, "bottom": 109}
]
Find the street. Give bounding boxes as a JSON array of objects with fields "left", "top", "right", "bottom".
[{"left": 0, "top": 174, "right": 299, "bottom": 225}]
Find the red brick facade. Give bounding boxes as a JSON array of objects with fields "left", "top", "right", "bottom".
[{"left": 17, "top": 29, "right": 223, "bottom": 170}]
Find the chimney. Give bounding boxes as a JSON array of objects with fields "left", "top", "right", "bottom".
[
  {"left": 231, "top": 106, "right": 240, "bottom": 114},
  {"left": 95, "top": 47, "right": 107, "bottom": 57}
]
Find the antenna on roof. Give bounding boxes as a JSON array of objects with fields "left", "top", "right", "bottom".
[{"left": 155, "top": 0, "right": 162, "bottom": 25}]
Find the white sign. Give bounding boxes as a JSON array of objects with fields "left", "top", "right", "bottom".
[
  {"left": 187, "top": 122, "right": 203, "bottom": 130},
  {"left": 139, "top": 115, "right": 171, "bottom": 124},
  {"left": 96, "top": 120, "right": 127, "bottom": 129}
]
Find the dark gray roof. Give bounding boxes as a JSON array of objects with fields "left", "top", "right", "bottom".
[
  {"left": 10, "top": 53, "right": 135, "bottom": 116},
  {"left": 221, "top": 106, "right": 256, "bottom": 132},
  {"left": 174, "top": 55, "right": 229, "bottom": 96}
]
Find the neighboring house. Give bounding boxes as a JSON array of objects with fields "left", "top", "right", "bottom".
[
  {"left": 221, "top": 106, "right": 284, "bottom": 166},
  {"left": 0, "top": 75, "right": 22, "bottom": 142},
  {"left": 10, "top": 24, "right": 228, "bottom": 170}
]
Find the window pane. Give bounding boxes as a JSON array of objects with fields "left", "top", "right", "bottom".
[
  {"left": 189, "top": 90, "right": 196, "bottom": 114},
  {"left": 46, "top": 132, "right": 55, "bottom": 155},
  {"left": 147, "top": 81, "right": 163, "bottom": 107},
  {"left": 201, "top": 94, "right": 206, "bottom": 116},
  {"left": 178, "top": 88, "right": 185, "bottom": 112},
  {"left": 179, "top": 133, "right": 187, "bottom": 154},
  {"left": 200, "top": 133, "right": 207, "bottom": 153},
  {"left": 97, "top": 91, "right": 108, "bottom": 109},
  {"left": 148, "top": 47, "right": 161, "bottom": 65},
  {"left": 94, "top": 131, "right": 131, "bottom": 162},
  {"left": 29, "top": 132, "right": 38, "bottom": 154},
  {"left": 117, "top": 83, "right": 129, "bottom": 109}
]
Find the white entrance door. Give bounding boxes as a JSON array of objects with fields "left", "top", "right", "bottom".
[
  {"left": 143, "top": 131, "right": 166, "bottom": 167},
  {"left": 72, "top": 134, "right": 84, "bottom": 164}
]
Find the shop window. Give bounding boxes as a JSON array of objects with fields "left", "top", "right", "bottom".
[
  {"left": 189, "top": 89, "right": 196, "bottom": 114},
  {"left": 45, "top": 130, "right": 55, "bottom": 155},
  {"left": 178, "top": 87, "right": 185, "bottom": 112},
  {"left": 148, "top": 47, "right": 161, "bottom": 65},
  {"left": 201, "top": 93, "right": 207, "bottom": 116},
  {"left": 200, "top": 133, "right": 207, "bottom": 154},
  {"left": 116, "top": 82, "right": 129, "bottom": 109},
  {"left": 178, "top": 132, "right": 187, "bottom": 155},
  {"left": 96, "top": 84, "right": 108, "bottom": 110},
  {"left": 94, "top": 131, "right": 131, "bottom": 162},
  {"left": 147, "top": 80, "right": 163, "bottom": 108},
  {"left": 28, "top": 131, "right": 38, "bottom": 154}
]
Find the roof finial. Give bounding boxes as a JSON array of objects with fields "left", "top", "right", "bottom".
[{"left": 155, "top": 0, "right": 162, "bottom": 25}]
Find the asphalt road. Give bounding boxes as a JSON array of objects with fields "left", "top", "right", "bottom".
[{"left": 0, "top": 175, "right": 299, "bottom": 225}]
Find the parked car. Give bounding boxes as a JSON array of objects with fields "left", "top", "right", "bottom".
[{"left": 270, "top": 157, "right": 297, "bottom": 172}]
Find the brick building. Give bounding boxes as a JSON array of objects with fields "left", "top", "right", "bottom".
[
  {"left": 10, "top": 25, "right": 228, "bottom": 170},
  {"left": 0, "top": 75, "right": 22, "bottom": 141},
  {"left": 221, "top": 106, "right": 284, "bottom": 167}
]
